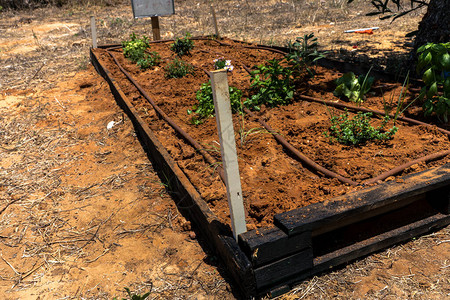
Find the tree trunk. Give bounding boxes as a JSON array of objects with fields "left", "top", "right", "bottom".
[{"left": 414, "top": 0, "right": 450, "bottom": 49}]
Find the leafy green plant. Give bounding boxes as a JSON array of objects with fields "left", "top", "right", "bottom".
[
  {"left": 245, "top": 59, "right": 294, "bottom": 111},
  {"left": 122, "top": 33, "right": 150, "bottom": 63},
  {"left": 286, "top": 33, "right": 327, "bottom": 77},
  {"left": 170, "top": 32, "right": 194, "bottom": 57},
  {"left": 416, "top": 42, "right": 450, "bottom": 122},
  {"left": 164, "top": 58, "right": 194, "bottom": 78},
  {"left": 188, "top": 81, "right": 243, "bottom": 124},
  {"left": 325, "top": 110, "right": 398, "bottom": 145},
  {"left": 136, "top": 51, "right": 161, "bottom": 70},
  {"left": 333, "top": 70, "right": 374, "bottom": 104}
]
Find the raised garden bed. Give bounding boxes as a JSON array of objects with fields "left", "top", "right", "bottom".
[{"left": 90, "top": 37, "right": 450, "bottom": 298}]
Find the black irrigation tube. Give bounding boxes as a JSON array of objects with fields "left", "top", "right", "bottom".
[
  {"left": 297, "top": 94, "right": 450, "bottom": 138},
  {"left": 365, "top": 149, "right": 450, "bottom": 185},
  {"left": 201, "top": 66, "right": 358, "bottom": 186},
  {"left": 112, "top": 37, "right": 450, "bottom": 188},
  {"left": 237, "top": 62, "right": 450, "bottom": 185},
  {"left": 243, "top": 107, "right": 359, "bottom": 186}
]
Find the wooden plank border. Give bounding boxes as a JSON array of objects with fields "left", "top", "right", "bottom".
[{"left": 274, "top": 164, "right": 450, "bottom": 237}]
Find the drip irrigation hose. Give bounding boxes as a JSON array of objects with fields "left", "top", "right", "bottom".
[
  {"left": 210, "top": 38, "right": 288, "bottom": 56},
  {"left": 201, "top": 69, "right": 359, "bottom": 186},
  {"left": 239, "top": 64, "right": 450, "bottom": 184},
  {"left": 243, "top": 107, "right": 359, "bottom": 186},
  {"left": 363, "top": 149, "right": 450, "bottom": 185},
  {"left": 106, "top": 49, "right": 226, "bottom": 183},
  {"left": 296, "top": 94, "right": 450, "bottom": 138}
]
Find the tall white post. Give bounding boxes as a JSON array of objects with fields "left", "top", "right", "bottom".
[
  {"left": 210, "top": 70, "right": 247, "bottom": 241},
  {"left": 90, "top": 16, "right": 97, "bottom": 48}
]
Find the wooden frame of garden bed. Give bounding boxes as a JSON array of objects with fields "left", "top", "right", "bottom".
[{"left": 90, "top": 43, "right": 450, "bottom": 298}]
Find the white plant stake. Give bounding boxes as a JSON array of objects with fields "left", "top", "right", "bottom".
[
  {"left": 210, "top": 70, "right": 247, "bottom": 241},
  {"left": 90, "top": 16, "right": 97, "bottom": 48}
]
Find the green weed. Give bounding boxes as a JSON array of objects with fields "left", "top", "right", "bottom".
[
  {"left": 164, "top": 58, "right": 194, "bottom": 79},
  {"left": 245, "top": 59, "right": 294, "bottom": 111},
  {"left": 170, "top": 32, "right": 194, "bottom": 57},
  {"left": 324, "top": 109, "right": 398, "bottom": 145},
  {"left": 122, "top": 33, "right": 150, "bottom": 63},
  {"left": 188, "top": 81, "right": 243, "bottom": 124},
  {"left": 113, "top": 287, "right": 150, "bottom": 300}
]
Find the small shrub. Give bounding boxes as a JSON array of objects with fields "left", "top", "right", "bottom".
[
  {"left": 164, "top": 58, "right": 194, "bottom": 78},
  {"left": 286, "top": 33, "right": 326, "bottom": 78},
  {"left": 416, "top": 42, "right": 450, "bottom": 122},
  {"left": 188, "top": 81, "right": 243, "bottom": 124},
  {"left": 325, "top": 110, "right": 398, "bottom": 145},
  {"left": 333, "top": 71, "right": 374, "bottom": 104},
  {"left": 245, "top": 59, "right": 294, "bottom": 111},
  {"left": 122, "top": 33, "right": 150, "bottom": 63},
  {"left": 136, "top": 51, "right": 161, "bottom": 70},
  {"left": 170, "top": 32, "right": 194, "bottom": 57}
]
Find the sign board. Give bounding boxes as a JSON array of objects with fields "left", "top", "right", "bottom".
[{"left": 131, "top": 0, "right": 175, "bottom": 18}]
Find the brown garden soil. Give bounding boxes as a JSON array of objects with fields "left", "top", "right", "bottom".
[
  {"left": 1, "top": 1, "right": 449, "bottom": 299},
  {"left": 95, "top": 39, "right": 450, "bottom": 229}
]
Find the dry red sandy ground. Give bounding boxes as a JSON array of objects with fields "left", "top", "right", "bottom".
[{"left": 0, "top": 2, "right": 449, "bottom": 299}]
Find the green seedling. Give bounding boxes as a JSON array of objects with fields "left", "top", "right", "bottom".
[
  {"left": 122, "top": 33, "right": 150, "bottom": 63},
  {"left": 188, "top": 81, "right": 243, "bottom": 124},
  {"left": 286, "top": 33, "right": 327, "bottom": 78},
  {"left": 324, "top": 109, "right": 398, "bottom": 145},
  {"left": 245, "top": 59, "right": 294, "bottom": 111},
  {"left": 136, "top": 51, "right": 161, "bottom": 70},
  {"left": 170, "top": 32, "right": 194, "bottom": 57},
  {"left": 164, "top": 58, "right": 194, "bottom": 79},
  {"left": 382, "top": 71, "right": 418, "bottom": 125}
]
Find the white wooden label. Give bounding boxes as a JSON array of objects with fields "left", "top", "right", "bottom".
[
  {"left": 131, "top": 0, "right": 175, "bottom": 18},
  {"left": 210, "top": 70, "right": 247, "bottom": 241},
  {"left": 90, "top": 16, "right": 97, "bottom": 48}
]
